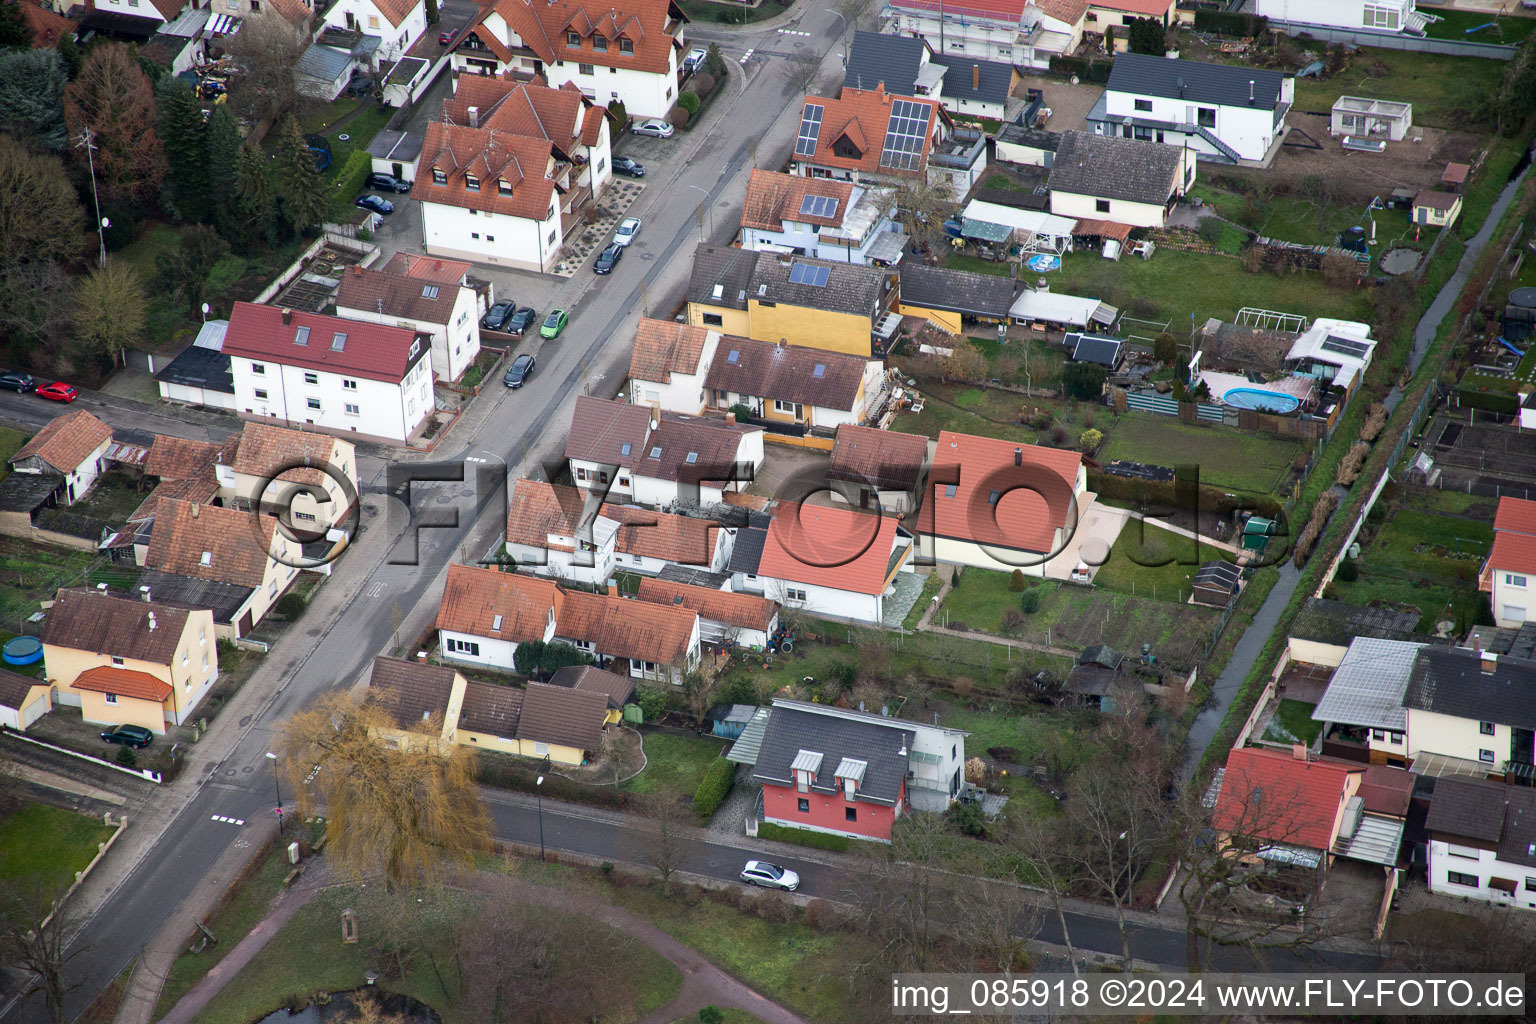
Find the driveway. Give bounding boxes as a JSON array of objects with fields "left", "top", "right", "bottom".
[{"left": 1046, "top": 497, "right": 1127, "bottom": 581}]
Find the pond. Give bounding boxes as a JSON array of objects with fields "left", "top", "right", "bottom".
[{"left": 252, "top": 990, "right": 440, "bottom": 1024}]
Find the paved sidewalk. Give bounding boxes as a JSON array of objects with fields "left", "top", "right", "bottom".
[{"left": 13, "top": 764, "right": 127, "bottom": 806}]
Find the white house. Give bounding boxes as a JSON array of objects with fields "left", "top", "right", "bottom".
[
  {"left": 322, "top": 0, "right": 425, "bottom": 60},
  {"left": 448, "top": 0, "right": 688, "bottom": 119},
  {"left": 790, "top": 86, "right": 951, "bottom": 191},
  {"left": 9, "top": 411, "right": 113, "bottom": 506},
  {"left": 827, "top": 424, "right": 930, "bottom": 515},
  {"left": 1403, "top": 647, "right": 1536, "bottom": 778},
  {"left": 702, "top": 336, "right": 886, "bottom": 432},
  {"left": 222, "top": 302, "right": 435, "bottom": 446},
  {"left": 334, "top": 262, "right": 482, "bottom": 383},
  {"left": 840, "top": 31, "right": 1019, "bottom": 122},
  {"left": 635, "top": 577, "right": 778, "bottom": 649},
  {"left": 738, "top": 501, "right": 914, "bottom": 624},
  {"left": 1088, "top": 54, "right": 1292, "bottom": 165},
  {"left": 1426, "top": 777, "right": 1536, "bottom": 910},
  {"left": 738, "top": 170, "right": 905, "bottom": 266},
  {"left": 1252, "top": 0, "right": 1437, "bottom": 36},
  {"left": 879, "top": 0, "right": 1085, "bottom": 69},
  {"left": 1484, "top": 497, "right": 1536, "bottom": 627},
  {"left": 628, "top": 319, "right": 718, "bottom": 413},
  {"left": 74, "top": 0, "right": 185, "bottom": 34},
  {"left": 216, "top": 421, "right": 360, "bottom": 534},
  {"left": 1047, "top": 130, "right": 1196, "bottom": 230}
]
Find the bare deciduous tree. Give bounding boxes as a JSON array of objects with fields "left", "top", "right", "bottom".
[
  {"left": 680, "top": 664, "right": 719, "bottom": 729},
  {"left": 1001, "top": 811, "right": 1080, "bottom": 974},
  {"left": 224, "top": 12, "right": 312, "bottom": 126},
  {"left": 639, "top": 794, "right": 690, "bottom": 893},
  {"left": 278, "top": 691, "right": 491, "bottom": 888},
  {"left": 0, "top": 888, "right": 85, "bottom": 1024},
  {"left": 844, "top": 812, "right": 958, "bottom": 974},
  {"left": 63, "top": 43, "right": 163, "bottom": 202},
  {"left": 783, "top": 54, "right": 828, "bottom": 98}
]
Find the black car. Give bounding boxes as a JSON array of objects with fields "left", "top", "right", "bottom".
[
  {"left": 365, "top": 172, "right": 411, "bottom": 193},
  {"left": 0, "top": 372, "right": 36, "bottom": 393},
  {"left": 594, "top": 243, "right": 624, "bottom": 275},
  {"left": 481, "top": 301, "right": 517, "bottom": 331},
  {"left": 612, "top": 156, "right": 645, "bottom": 178},
  {"left": 505, "top": 306, "right": 538, "bottom": 336},
  {"left": 100, "top": 724, "right": 154, "bottom": 748},
  {"left": 355, "top": 194, "right": 395, "bottom": 215},
  {"left": 503, "top": 353, "right": 536, "bottom": 388}
]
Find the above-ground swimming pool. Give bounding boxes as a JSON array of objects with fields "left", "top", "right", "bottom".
[{"left": 1222, "top": 387, "right": 1301, "bottom": 414}]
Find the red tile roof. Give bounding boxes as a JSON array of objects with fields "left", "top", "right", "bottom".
[
  {"left": 144, "top": 499, "right": 280, "bottom": 590},
  {"left": 914, "top": 431, "right": 1082, "bottom": 553},
  {"left": 636, "top": 577, "right": 777, "bottom": 631},
  {"left": 367, "top": 0, "right": 421, "bottom": 28},
  {"left": 740, "top": 169, "right": 856, "bottom": 233},
  {"left": 441, "top": 77, "right": 588, "bottom": 155},
  {"left": 381, "top": 252, "right": 473, "bottom": 284},
  {"left": 458, "top": 0, "right": 687, "bottom": 76},
  {"left": 759, "top": 501, "right": 901, "bottom": 596},
  {"left": 828, "top": 424, "right": 928, "bottom": 491},
  {"left": 144, "top": 436, "right": 221, "bottom": 482},
  {"left": 628, "top": 318, "right": 711, "bottom": 384},
  {"left": 504, "top": 479, "right": 721, "bottom": 563},
  {"left": 71, "top": 666, "right": 173, "bottom": 703},
  {"left": 335, "top": 265, "right": 462, "bottom": 326},
  {"left": 554, "top": 589, "right": 697, "bottom": 665},
  {"left": 1492, "top": 497, "right": 1536, "bottom": 576},
  {"left": 1087, "top": 0, "right": 1173, "bottom": 15},
  {"left": 418, "top": 120, "right": 562, "bottom": 222},
  {"left": 1212, "top": 748, "right": 1360, "bottom": 851},
  {"left": 1032, "top": 0, "right": 1088, "bottom": 25},
  {"left": 223, "top": 303, "right": 428, "bottom": 385},
  {"left": 1359, "top": 765, "right": 1414, "bottom": 818},
  {"left": 793, "top": 85, "right": 945, "bottom": 178},
  {"left": 436, "top": 564, "right": 559, "bottom": 642},
  {"left": 21, "top": 0, "right": 75, "bottom": 46},
  {"left": 13, "top": 410, "right": 113, "bottom": 475}
]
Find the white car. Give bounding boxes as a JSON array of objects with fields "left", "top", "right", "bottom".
[
  {"left": 614, "top": 217, "right": 642, "bottom": 247},
  {"left": 683, "top": 46, "right": 708, "bottom": 73},
  {"left": 740, "top": 860, "right": 800, "bottom": 891},
  {"left": 632, "top": 119, "right": 675, "bottom": 139}
]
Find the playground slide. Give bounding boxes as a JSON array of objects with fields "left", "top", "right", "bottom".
[{"left": 1498, "top": 337, "right": 1527, "bottom": 358}]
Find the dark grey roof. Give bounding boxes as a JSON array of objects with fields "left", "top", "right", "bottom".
[
  {"left": 155, "top": 345, "right": 234, "bottom": 394},
  {"left": 1048, "top": 131, "right": 1183, "bottom": 207},
  {"left": 995, "top": 123, "right": 1061, "bottom": 153},
  {"left": 899, "top": 264, "right": 1018, "bottom": 318},
  {"left": 1108, "top": 53, "right": 1286, "bottom": 112},
  {"left": 1289, "top": 597, "right": 1422, "bottom": 647},
  {"left": 688, "top": 244, "right": 757, "bottom": 311},
  {"left": 1065, "top": 665, "right": 1120, "bottom": 697},
  {"left": 132, "top": 568, "right": 254, "bottom": 624},
  {"left": 1069, "top": 333, "right": 1122, "bottom": 367},
  {"left": 367, "top": 656, "right": 459, "bottom": 731},
  {"left": 297, "top": 43, "right": 353, "bottom": 84},
  {"left": 367, "top": 128, "right": 425, "bottom": 163},
  {"left": 751, "top": 704, "right": 915, "bottom": 805},
  {"left": 1078, "top": 644, "right": 1122, "bottom": 670},
  {"left": 0, "top": 666, "right": 42, "bottom": 709},
  {"left": 1425, "top": 777, "right": 1507, "bottom": 843},
  {"left": 0, "top": 473, "right": 62, "bottom": 514},
  {"left": 932, "top": 54, "right": 1015, "bottom": 106},
  {"left": 1403, "top": 648, "right": 1536, "bottom": 730},
  {"left": 1193, "top": 560, "right": 1241, "bottom": 590},
  {"left": 656, "top": 564, "right": 732, "bottom": 589},
  {"left": 548, "top": 664, "right": 635, "bottom": 709},
  {"left": 843, "top": 30, "right": 925, "bottom": 96},
  {"left": 750, "top": 252, "right": 890, "bottom": 319},
  {"left": 728, "top": 526, "right": 768, "bottom": 575},
  {"left": 973, "top": 185, "right": 1050, "bottom": 211}
]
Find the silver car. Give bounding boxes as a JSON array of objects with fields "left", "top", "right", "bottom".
[
  {"left": 614, "top": 217, "right": 641, "bottom": 247},
  {"left": 632, "top": 119, "right": 675, "bottom": 139},
  {"left": 740, "top": 860, "right": 800, "bottom": 891}
]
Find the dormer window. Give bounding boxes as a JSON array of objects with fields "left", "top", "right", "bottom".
[
  {"left": 464, "top": 173, "right": 480, "bottom": 191},
  {"left": 498, "top": 179, "right": 512, "bottom": 195},
  {"left": 619, "top": 37, "right": 633, "bottom": 54},
  {"left": 432, "top": 167, "right": 447, "bottom": 185},
  {"left": 567, "top": 30, "right": 580, "bottom": 46},
  {"left": 593, "top": 33, "right": 607, "bottom": 50}
]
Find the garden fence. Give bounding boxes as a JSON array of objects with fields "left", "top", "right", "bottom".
[{"left": 1260, "top": 18, "right": 1518, "bottom": 58}]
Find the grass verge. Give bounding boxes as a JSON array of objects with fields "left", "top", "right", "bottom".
[{"left": 755, "top": 822, "right": 851, "bottom": 853}]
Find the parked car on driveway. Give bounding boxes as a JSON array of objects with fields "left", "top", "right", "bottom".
[
  {"left": 100, "top": 724, "right": 154, "bottom": 748},
  {"left": 365, "top": 172, "right": 411, "bottom": 193},
  {"left": 0, "top": 372, "right": 36, "bottom": 393},
  {"left": 612, "top": 156, "right": 645, "bottom": 178},
  {"left": 540, "top": 309, "right": 569, "bottom": 339},
  {"left": 503, "top": 353, "right": 536, "bottom": 388},
  {"left": 438, "top": 29, "right": 455, "bottom": 44},
  {"left": 740, "top": 861, "right": 799, "bottom": 891},
  {"left": 36, "top": 382, "right": 77, "bottom": 403},
  {"left": 682, "top": 47, "right": 708, "bottom": 73},
  {"left": 594, "top": 243, "right": 624, "bottom": 274},
  {"left": 481, "top": 301, "right": 517, "bottom": 331},
  {"left": 632, "top": 119, "right": 674, "bottom": 139},
  {"left": 614, "top": 217, "right": 641, "bottom": 246},
  {"left": 356, "top": 194, "right": 395, "bottom": 215},
  {"left": 505, "top": 306, "right": 538, "bottom": 336}
]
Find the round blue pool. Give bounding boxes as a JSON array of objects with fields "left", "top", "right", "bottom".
[
  {"left": 3, "top": 636, "right": 42, "bottom": 666},
  {"left": 1223, "top": 387, "right": 1301, "bottom": 414}
]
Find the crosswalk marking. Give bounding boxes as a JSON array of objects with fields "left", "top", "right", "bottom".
[
  {"left": 211, "top": 815, "right": 246, "bottom": 825},
  {"left": 777, "top": 28, "right": 812, "bottom": 35},
  {"left": 740, "top": 48, "right": 754, "bottom": 63}
]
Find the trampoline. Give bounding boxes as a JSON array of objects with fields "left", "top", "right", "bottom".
[
  {"left": 1511, "top": 287, "right": 1536, "bottom": 309},
  {"left": 1223, "top": 387, "right": 1302, "bottom": 414}
]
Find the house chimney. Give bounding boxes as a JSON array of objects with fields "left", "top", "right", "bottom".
[
  {"left": 1482, "top": 652, "right": 1499, "bottom": 674},
  {"left": 972, "top": 64, "right": 980, "bottom": 90},
  {"left": 607, "top": 581, "right": 618, "bottom": 596},
  {"left": 1291, "top": 743, "right": 1307, "bottom": 761},
  {"left": 726, "top": 412, "right": 736, "bottom": 425},
  {"left": 190, "top": 503, "right": 200, "bottom": 518},
  {"left": 468, "top": 105, "right": 480, "bottom": 128},
  {"left": 1014, "top": 446, "right": 1022, "bottom": 466},
  {"left": 140, "top": 586, "right": 151, "bottom": 603},
  {"left": 776, "top": 338, "right": 786, "bottom": 349},
  {"left": 352, "top": 265, "right": 362, "bottom": 275},
  {"left": 281, "top": 308, "right": 293, "bottom": 326}
]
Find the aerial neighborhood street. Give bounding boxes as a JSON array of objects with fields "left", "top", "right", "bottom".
[{"left": 3, "top": 0, "right": 1536, "bottom": 1017}]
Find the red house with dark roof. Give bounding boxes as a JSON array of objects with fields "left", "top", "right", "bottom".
[
  {"left": 1484, "top": 496, "right": 1536, "bottom": 627},
  {"left": 223, "top": 302, "right": 434, "bottom": 445}
]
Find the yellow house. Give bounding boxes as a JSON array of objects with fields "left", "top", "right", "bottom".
[
  {"left": 366, "top": 657, "right": 466, "bottom": 753},
  {"left": 685, "top": 245, "right": 897, "bottom": 358},
  {"left": 0, "top": 668, "right": 52, "bottom": 732},
  {"left": 1413, "top": 191, "right": 1462, "bottom": 230},
  {"left": 41, "top": 588, "right": 220, "bottom": 734}
]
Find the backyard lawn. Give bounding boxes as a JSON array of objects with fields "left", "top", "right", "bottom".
[
  {"left": 1329, "top": 501, "right": 1494, "bottom": 631},
  {"left": 1422, "top": 9, "right": 1536, "bottom": 44},
  {"left": 1263, "top": 699, "right": 1323, "bottom": 746},
  {"left": 0, "top": 425, "right": 27, "bottom": 483},
  {"left": 0, "top": 537, "right": 101, "bottom": 628},
  {"left": 621, "top": 731, "right": 729, "bottom": 801},
  {"left": 0, "top": 803, "right": 116, "bottom": 897},
  {"left": 1189, "top": 183, "right": 1414, "bottom": 256},
  {"left": 1092, "top": 520, "right": 1231, "bottom": 601},
  {"left": 1291, "top": 48, "right": 1504, "bottom": 130},
  {"left": 1097, "top": 415, "right": 1306, "bottom": 496}
]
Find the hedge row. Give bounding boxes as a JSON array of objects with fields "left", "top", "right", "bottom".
[
  {"left": 693, "top": 757, "right": 735, "bottom": 819},
  {"left": 1087, "top": 470, "right": 1284, "bottom": 520},
  {"left": 757, "top": 822, "right": 851, "bottom": 852},
  {"left": 1456, "top": 388, "right": 1520, "bottom": 414},
  {"left": 474, "top": 751, "right": 634, "bottom": 810},
  {"left": 1047, "top": 55, "right": 1114, "bottom": 83},
  {"left": 1192, "top": 10, "right": 1269, "bottom": 36}
]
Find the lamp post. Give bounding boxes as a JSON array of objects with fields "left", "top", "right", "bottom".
[
  {"left": 688, "top": 184, "right": 713, "bottom": 242},
  {"left": 535, "top": 775, "right": 546, "bottom": 862},
  {"left": 826, "top": 8, "right": 848, "bottom": 51},
  {"left": 266, "top": 751, "right": 284, "bottom": 834}
]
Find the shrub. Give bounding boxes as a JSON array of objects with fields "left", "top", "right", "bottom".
[
  {"left": 804, "top": 898, "right": 841, "bottom": 932},
  {"left": 206, "top": 255, "right": 249, "bottom": 297},
  {"left": 667, "top": 104, "right": 691, "bottom": 128},
  {"left": 1049, "top": 426, "right": 1067, "bottom": 445},
  {"left": 1193, "top": 9, "right": 1268, "bottom": 35},
  {"left": 704, "top": 42, "right": 727, "bottom": 78},
  {"left": 1009, "top": 569, "right": 1027, "bottom": 592},
  {"left": 274, "top": 591, "right": 307, "bottom": 620},
  {"left": 460, "top": 364, "right": 484, "bottom": 389},
  {"left": 693, "top": 757, "right": 735, "bottom": 819},
  {"left": 699, "top": 1008, "right": 725, "bottom": 1024},
  {"left": 115, "top": 746, "right": 137, "bottom": 768},
  {"left": 947, "top": 620, "right": 968, "bottom": 632},
  {"left": 1079, "top": 428, "right": 1104, "bottom": 452},
  {"left": 1337, "top": 558, "right": 1359, "bottom": 583},
  {"left": 1020, "top": 589, "right": 1042, "bottom": 614},
  {"left": 600, "top": 861, "right": 614, "bottom": 875},
  {"left": 757, "top": 821, "right": 851, "bottom": 851},
  {"left": 827, "top": 660, "right": 858, "bottom": 691},
  {"left": 677, "top": 90, "right": 701, "bottom": 116},
  {"left": 1321, "top": 250, "right": 1359, "bottom": 288},
  {"left": 1153, "top": 331, "right": 1178, "bottom": 365},
  {"left": 1335, "top": 442, "right": 1370, "bottom": 488},
  {"left": 606, "top": 99, "right": 628, "bottom": 128},
  {"left": 1197, "top": 218, "right": 1225, "bottom": 246},
  {"left": 634, "top": 686, "right": 668, "bottom": 722},
  {"left": 691, "top": 72, "right": 716, "bottom": 97},
  {"left": 331, "top": 149, "right": 371, "bottom": 213},
  {"left": 1001, "top": 607, "right": 1025, "bottom": 634},
  {"left": 1062, "top": 361, "right": 1108, "bottom": 400},
  {"left": 948, "top": 801, "right": 987, "bottom": 837}
]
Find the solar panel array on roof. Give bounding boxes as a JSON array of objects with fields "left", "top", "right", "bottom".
[
  {"left": 795, "top": 104, "right": 824, "bottom": 157},
  {"left": 1320, "top": 335, "right": 1372, "bottom": 359},
  {"left": 788, "top": 262, "right": 830, "bottom": 287},
  {"left": 799, "top": 194, "right": 840, "bottom": 219},
  {"left": 881, "top": 98, "right": 931, "bottom": 171}
]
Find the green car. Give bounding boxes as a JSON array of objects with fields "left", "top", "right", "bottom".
[{"left": 540, "top": 309, "right": 568, "bottom": 339}]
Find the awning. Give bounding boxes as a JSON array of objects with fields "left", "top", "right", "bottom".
[
  {"left": 1073, "top": 218, "right": 1133, "bottom": 241},
  {"left": 1256, "top": 843, "right": 1323, "bottom": 869},
  {"left": 1331, "top": 812, "right": 1405, "bottom": 867},
  {"left": 865, "top": 231, "right": 907, "bottom": 265},
  {"left": 961, "top": 219, "right": 1012, "bottom": 243},
  {"left": 206, "top": 13, "right": 240, "bottom": 34},
  {"left": 1490, "top": 876, "right": 1518, "bottom": 894}
]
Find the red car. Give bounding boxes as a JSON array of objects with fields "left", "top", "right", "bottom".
[
  {"left": 438, "top": 29, "right": 455, "bottom": 45},
  {"left": 36, "top": 382, "right": 78, "bottom": 403}
]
